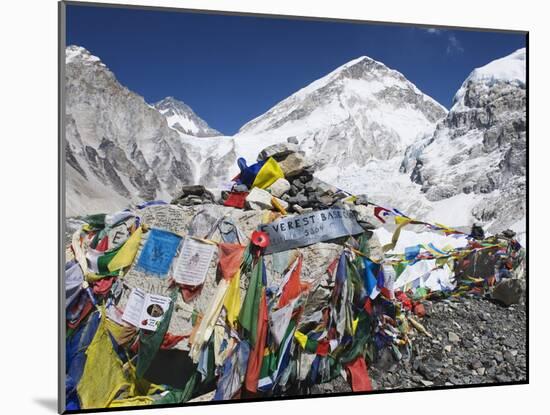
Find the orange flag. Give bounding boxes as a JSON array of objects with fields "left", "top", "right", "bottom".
[
  {"left": 278, "top": 256, "right": 309, "bottom": 308},
  {"left": 218, "top": 243, "right": 246, "bottom": 280}
]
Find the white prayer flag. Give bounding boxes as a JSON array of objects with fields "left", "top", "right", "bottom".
[{"left": 172, "top": 237, "right": 216, "bottom": 286}]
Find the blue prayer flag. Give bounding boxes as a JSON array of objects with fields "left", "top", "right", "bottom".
[
  {"left": 405, "top": 245, "right": 421, "bottom": 261},
  {"left": 363, "top": 259, "right": 380, "bottom": 297},
  {"left": 136, "top": 228, "right": 181, "bottom": 277}
]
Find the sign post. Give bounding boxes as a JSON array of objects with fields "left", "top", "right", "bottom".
[{"left": 259, "top": 208, "right": 364, "bottom": 254}]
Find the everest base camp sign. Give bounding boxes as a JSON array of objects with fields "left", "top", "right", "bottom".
[{"left": 259, "top": 208, "right": 364, "bottom": 254}]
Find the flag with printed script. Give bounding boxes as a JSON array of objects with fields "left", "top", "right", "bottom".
[{"left": 136, "top": 229, "right": 181, "bottom": 277}]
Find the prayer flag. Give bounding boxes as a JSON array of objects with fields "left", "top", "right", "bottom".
[{"left": 136, "top": 228, "right": 181, "bottom": 277}]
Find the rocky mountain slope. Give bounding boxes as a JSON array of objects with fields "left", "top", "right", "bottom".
[
  {"left": 229, "top": 56, "right": 450, "bottom": 219},
  {"left": 403, "top": 48, "right": 526, "bottom": 235},
  {"left": 65, "top": 45, "right": 196, "bottom": 216},
  {"left": 154, "top": 96, "right": 222, "bottom": 137}
]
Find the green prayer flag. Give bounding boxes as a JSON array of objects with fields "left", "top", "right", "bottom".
[
  {"left": 239, "top": 259, "right": 263, "bottom": 345},
  {"left": 84, "top": 213, "right": 106, "bottom": 229},
  {"left": 153, "top": 372, "right": 198, "bottom": 405},
  {"left": 136, "top": 290, "right": 177, "bottom": 378},
  {"left": 97, "top": 247, "right": 121, "bottom": 275}
]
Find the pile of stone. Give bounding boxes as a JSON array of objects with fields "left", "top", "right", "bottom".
[
  {"left": 212, "top": 142, "right": 379, "bottom": 231},
  {"left": 260, "top": 142, "right": 351, "bottom": 212},
  {"left": 171, "top": 185, "right": 215, "bottom": 206},
  {"left": 237, "top": 142, "right": 353, "bottom": 212}
]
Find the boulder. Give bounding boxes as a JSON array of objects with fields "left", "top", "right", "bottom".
[
  {"left": 267, "top": 178, "right": 291, "bottom": 198},
  {"left": 287, "top": 192, "right": 308, "bottom": 206},
  {"left": 274, "top": 197, "right": 289, "bottom": 211},
  {"left": 293, "top": 179, "right": 305, "bottom": 190},
  {"left": 233, "top": 183, "right": 249, "bottom": 192},
  {"left": 292, "top": 204, "right": 312, "bottom": 214},
  {"left": 305, "top": 178, "right": 320, "bottom": 193},
  {"left": 349, "top": 204, "right": 379, "bottom": 230},
  {"left": 354, "top": 194, "right": 369, "bottom": 205},
  {"left": 287, "top": 136, "right": 299, "bottom": 144},
  {"left": 298, "top": 171, "right": 313, "bottom": 183},
  {"left": 491, "top": 278, "right": 525, "bottom": 306},
  {"left": 246, "top": 187, "right": 273, "bottom": 210},
  {"left": 171, "top": 185, "right": 215, "bottom": 205},
  {"left": 279, "top": 153, "right": 309, "bottom": 177},
  {"left": 257, "top": 143, "right": 299, "bottom": 161},
  {"left": 318, "top": 195, "right": 335, "bottom": 207},
  {"left": 448, "top": 332, "right": 460, "bottom": 343},
  {"left": 316, "top": 180, "right": 338, "bottom": 196}
]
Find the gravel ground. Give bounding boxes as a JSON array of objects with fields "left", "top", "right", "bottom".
[{"left": 312, "top": 295, "right": 527, "bottom": 394}]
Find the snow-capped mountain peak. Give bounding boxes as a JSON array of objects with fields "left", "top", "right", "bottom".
[
  {"left": 453, "top": 48, "right": 526, "bottom": 109},
  {"left": 235, "top": 54, "right": 447, "bottom": 169},
  {"left": 66, "top": 45, "right": 104, "bottom": 66},
  {"left": 154, "top": 96, "right": 222, "bottom": 137},
  {"left": 406, "top": 48, "right": 526, "bottom": 237},
  {"left": 64, "top": 45, "right": 198, "bottom": 216}
]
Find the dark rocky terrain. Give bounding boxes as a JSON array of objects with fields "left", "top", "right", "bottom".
[{"left": 311, "top": 295, "right": 527, "bottom": 394}]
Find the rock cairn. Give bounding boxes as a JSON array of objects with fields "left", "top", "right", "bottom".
[
  {"left": 170, "top": 142, "right": 377, "bottom": 231},
  {"left": 171, "top": 185, "right": 215, "bottom": 206}
]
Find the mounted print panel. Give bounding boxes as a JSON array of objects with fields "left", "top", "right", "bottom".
[{"left": 59, "top": 1, "right": 528, "bottom": 413}]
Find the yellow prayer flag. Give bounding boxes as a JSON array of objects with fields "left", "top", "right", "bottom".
[
  {"left": 394, "top": 216, "right": 411, "bottom": 225},
  {"left": 108, "top": 226, "right": 143, "bottom": 272},
  {"left": 109, "top": 396, "right": 154, "bottom": 408},
  {"left": 352, "top": 317, "right": 359, "bottom": 334},
  {"left": 252, "top": 157, "right": 284, "bottom": 189},
  {"left": 383, "top": 218, "right": 412, "bottom": 252},
  {"left": 105, "top": 318, "right": 137, "bottom": 346},
  {"left": 343, "top": 196, "right": 357, "bottom": 204},
  {"left": 224, "top": 271, "right": 241, "bottom": 327},
  {"left": 77, "top": 311, "right": 131, "bottom": 409},
  {"left": 294, "top": 331, "right": 308, "bottom": 349}
]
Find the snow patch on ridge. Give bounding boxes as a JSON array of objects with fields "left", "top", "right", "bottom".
[{"left": 453, "top": 48, "right": 526, "bottom": 109}]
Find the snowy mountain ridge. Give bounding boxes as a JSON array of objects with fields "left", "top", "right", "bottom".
[
  {"left": 154, "top": 96, "right": 222, "bottom": 137},
  {"left": 405, "top": 48, "right": 526, "bottom": 237},
  {"left": 65, "top": 45, "right": 526, "bottom": 240},
  {"left": 64, "top": 45, "right": 196, "bottom": 216},
  {"left": 236, "top": 54, "right": 447, "bottom": 167}
]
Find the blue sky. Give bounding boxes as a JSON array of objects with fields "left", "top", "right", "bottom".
[{"left": 66, "top": 4, "right": 526, "bottom": 135}]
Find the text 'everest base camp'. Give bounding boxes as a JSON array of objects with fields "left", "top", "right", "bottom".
[{"left": 64, "top": 45, "right": 526, "bottom": 410}]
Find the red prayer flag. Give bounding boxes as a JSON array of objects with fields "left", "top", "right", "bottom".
[
  {"left": 316, "top": 340, "right": 330, "bottom": 356},
  {"left": 327, "top": 257, "right": 339, "bottom": 277},
  {"left": 364, "top": 298, "right": 373, "bottom": 315},
  {"left": 160, "top": 332, "right": 186, "bottom": 349},
  {"left": 345, "top": 356, "right": 373, "bottom": 392},
  {"left": 278, "top": 256, "right": 309, "bottom": 308},
  {"left": 244, "top": 290, "right": 268, "bottom": 393},
  {"left": 96, "top": 235, "right": 109, "bottom": 252},
  {"left": 92, "top": 276, "right": 115, "bottom": 296},
  {"left": 374, "top": 206, "right": 392, "bottom": 224},
  {"left": 180, "top": 284, "right": 203, "bottom": 302},
  {"left": 224, "top": 192, "right": 248, "bottom": 209}
]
